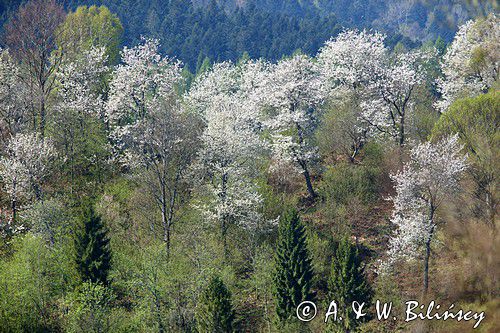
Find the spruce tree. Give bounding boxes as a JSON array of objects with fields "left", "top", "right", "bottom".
[
  {"left": 327, "top": 236, "right": 371, "bottom": 333},
  {"left": 274, "top": 209, "right": 314, "bottom": 321},
  {"left": 196, "top": 275, "right": 235, "bottom": 333},
  {"left": 75, "top": 208, "right": 112, "bottom": 285}
]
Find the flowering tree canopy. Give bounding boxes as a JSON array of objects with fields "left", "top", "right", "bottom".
[
  {"left": 436, "top": 14, "right": 499, "bottom": 112},
  {"left": 262, "top": 54, "right": 325, "bottom": 199},
  {"left": 385, "top": 135, "right": 467, "bottom": 293}
]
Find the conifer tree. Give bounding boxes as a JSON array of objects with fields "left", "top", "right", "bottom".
[
  {"left": 274, "top": 209, "right": 314, "bottom": 321},
  {"left": 327, "top": 236, "right": 371, "bottom": 333},
  {"left": 196, "top": 275, "right": 235, "bottom": 333},
  {"left": 75, "top": 207, "right": 112, "bottom": 285}
]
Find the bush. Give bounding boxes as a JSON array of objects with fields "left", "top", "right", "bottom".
[{"left": 65, "top": 281, "right": 115, "bottom": 333}]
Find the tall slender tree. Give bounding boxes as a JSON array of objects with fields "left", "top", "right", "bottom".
[
  {"left": 3, "top": 0, "right": 66, "bottom": 137},
  {"left": 274, "top": 209, "right": 314, "bottom": 321},
  {"left": 385, "top": 135, "right": 467, "bottom": 295},
  {"left": 106, "top": 39, "right": 195, "bottom": 256}
]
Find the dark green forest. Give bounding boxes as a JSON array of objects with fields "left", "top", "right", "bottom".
[{"left": 0, "top": 0, "right": 496, "bottom": 69}]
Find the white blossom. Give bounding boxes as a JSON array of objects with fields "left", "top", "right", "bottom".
[
  {"left": 317, "top": 29, "right": 387, "bottom": 90},
  {"left": 105, "top": 38, "right": 193, "bottom": 253},
  {"left": 360, "top": 49, "right": 433, "bottom": 144},
  {"left": 385, "top": 135, "right": 467, "bottom": 267},
  {"left": 261, "top": 54, "right": 324, "bottom": 198},
  {"left": 54, "top": 47, "right": 109, "bottom": 118},
  {"left": 0, "top": 48, "right": 29, "bottom": 139},
  {"left": 185, "top": 59, "right": 269, "bottom": 116},
  {"left": 0, "top": 133, "right": 56, "bottom": 213},
  {"left": 106, "top": 38, "right": 183, "bottom": 165},
  {"left": 436, "top": 14, "right": 499, "bottom": 112},
  {"left": 193, "top": 92, "right": 265, "bottom": 232}
]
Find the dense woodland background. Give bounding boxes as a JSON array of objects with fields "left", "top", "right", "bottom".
[
  {"left": 0, "top": 0, "right": 497, "bottom": 69},
  {"left": 0, "top": 0, "right": 498, "bottom": 332}
]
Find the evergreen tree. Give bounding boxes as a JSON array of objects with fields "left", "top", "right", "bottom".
[
  {"left": 274, "top": 209, "right": 314, "bottom": 321},
  {"left": 327, "top": 236, "right": 371, "bottom": 333},
  {"left": 196, "top": 275, "right": 235, "bottom": 333},
  {"left": 75, "top": 207, "right": 112, "bottom": 285}
]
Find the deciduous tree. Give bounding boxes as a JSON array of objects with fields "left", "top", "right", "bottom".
[
  {"left": 0, "top": 133, "right": 56, "bottom": 222},
  {"left": 385, "top": 135, "right": 467, "bottom": 294},
  {"left": 3, "top": 0, "right": 66, "bottom": 137},
  {"left": 106, "top": 38, "right": 195, "bottom": 256},
  {"left": 263, "top": 54, "right": 324, "bottom": 199},
  {"left": 436, "top": 14, "right": 499, "bottom": 112}
]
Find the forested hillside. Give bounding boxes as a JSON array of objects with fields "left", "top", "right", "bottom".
[
  {"left": 0, "top": 0, "right": 499, "bottom": 332},
  {"left": 1, "top": 0, "right": 497, "bottom": 69}
]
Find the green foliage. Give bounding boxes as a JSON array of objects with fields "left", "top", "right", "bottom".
[
  {"left": 62, "top": 0, "right": 342, "bottom": 69},
  {"left": 320, "top": 161, "right": 380, "bottom": 206},
  {"left": 48, "top": 107, "right": 111, "bottom": 198},
  {"left": 65, "top": 281, "right": 115, "bottom": 333},
  {"left": 0, "top": 234, "right": 77, "bottom": 332},
  {"left": 196, "top": 56, "right": 212, "bottom": 76},
  {"left": 0, "top": 3, "right": 498, "bottom": 333},
  {"left": 315, "top": 93, "right": 362, "bottom": 162},
  {"left": 58, "top": 5, "right": 123, "bottom": 64},
  {"left": 432, "top": 91, "right": 499, "bottom": 225},
  {"left": 250, "top": 244, "right": 275, "bottom": 327},
  {"left": 75, "top": 208, "right": 112, "bottom": 285},
  {"left": 274, "top": 209, "right": 314, "bottom": 321},
  {"left": 22, "top": 198, "right": 68, "bottom": 245},
  {"left": 196, "top": 275, "right": 235, "bottom": 333},
  {"left": 327, "top": 236, "right": 371, "bottom": 332},
  {"left": 319, "top": 144, "right": 383, "bottom": 233},
  {"left": 432, "top": 91, "right": 499, "bottom": 154}
]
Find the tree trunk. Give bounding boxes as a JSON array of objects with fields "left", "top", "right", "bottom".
[
  {"left": 40, "top": 97, "right": 46, "bottom": 139},
  {"left": 161, "top": 191, "right": 169, "bottom": 257},
  {"left": 423, "top": 206, "right": 435, "bottom": 296},
  {"left": 11, "top": 195, "right": 17, "bottom": 224},
  {"left": 295, "top": 122, "right": 316, "bottom": 200},
  {"left": 485, "top": 190, "right": 496, "bottom": 230},
  {"left": 153, "top": 291, "right": 165, "bottom": 333},
  {"left": 302, "top": 162, "right": 316, "bottom": 200},
  {"left": 220, "top": 172, "right": 229, "bottom": 258},
  {"left": 423, "top": 237, "right": 431, "bottom": 295},
  {"left": 165, "top": 170, "right": 181, "bottom": 257},
  {"left": 398, "top": 113, "right": 405, "bottom": 146}
]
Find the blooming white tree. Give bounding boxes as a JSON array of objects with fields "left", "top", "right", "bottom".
[
  {"left": 189, "top": 63, "right": 267, "bottom": 252},
  {"left": 360, "top": 49, "right": 432, "bottom": 145},
  {"left": 317, "top": 29, "right": 386, "bottom": 90},
  {"left": 106, "top": 38, "right": 182, "bottom": 158},
  {"left": 318, "top": 29, "right": 432, "bottom": 146},
  {"left": 0, "top": 133, "right": 56, "bottom": 222},
  {"left": 436, "top": 14, "right": 499, "bottom": 112},
  {"left": 316, "top": 30, "right": 387, "bottom": 160},
  {"left": 185, "top": 59, "right": 269, "bottom": 115},
  {"left": 49, "top": 47, "right": 111, "bottom": 191},
  {"left": 262, "top": 54, "right": 325, "bottom": 199},
  {"left": 0, "top": 49, "right": 29, "bottom": 142},
  {"left": 189, "top": 79, "right": 263, "bottom": 253},
  {"left": 385, "top": 135, "right": 467, "bottom": 294},
  {"left": 106, "top": 38, "right": 195, "bottom": 255},
  {"left": 55, "top": 47, "right": 109, "bottom": 118},
  {"left": 185, "top": 62, "right": 239, "bottom": 115}
]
